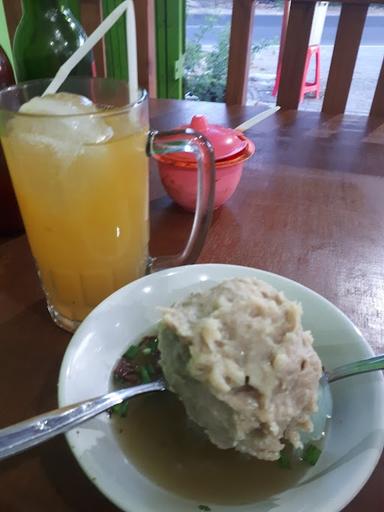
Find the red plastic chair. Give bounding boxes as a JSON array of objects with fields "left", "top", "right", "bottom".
[
  {"left": 300, "top": 45, "right": 321, "bottom": 101},
  {"left": 273, "top": 44, "right": 321, "bottom": 101}
]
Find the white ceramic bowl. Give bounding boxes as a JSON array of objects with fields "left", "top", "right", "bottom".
[{"left": 58, "top": 264, "right": 384, "bottom": 512}]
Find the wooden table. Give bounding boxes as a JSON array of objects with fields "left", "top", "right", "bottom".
[{"left": 1, "top": 99, "right": 384, "bottom": 511}]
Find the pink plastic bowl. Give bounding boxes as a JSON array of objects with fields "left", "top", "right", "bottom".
[
  {"left": 156, "top": 137, "right": 255, "bottom": 212},
  {"left": 154, "top": 115, "right": 255, "bottom": 211}
]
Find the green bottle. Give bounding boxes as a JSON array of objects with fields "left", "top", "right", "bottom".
[{"left": 13, "top": 0, "right": 95, "bottom": 82}]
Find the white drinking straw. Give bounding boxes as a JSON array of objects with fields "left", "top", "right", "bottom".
[
  {"left": 126, "top": 0, "right": 138, "bottom": 103},
  {"left": 235, "top": 106, "right": 281, "bottom": 132},
  {"left": 43, "top": 0, "right": 139, "bottom": 103}
]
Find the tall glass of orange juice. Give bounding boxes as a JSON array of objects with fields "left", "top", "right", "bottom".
[{"left": 0, "top": 78, "right": 215, "bottom": 332}]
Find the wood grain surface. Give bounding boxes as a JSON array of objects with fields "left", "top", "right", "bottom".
[{"left": 1, "top": 99, "right": 384, "bottom": 511}]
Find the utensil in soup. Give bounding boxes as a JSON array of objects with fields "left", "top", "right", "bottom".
[{"left": 1, "top": 353, "right": 384, "bottom": 461}]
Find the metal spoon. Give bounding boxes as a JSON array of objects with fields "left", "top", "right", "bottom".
[
  {"left": 0, "top": 379, "right": 166, "bottom": 461},
  {"left": 1, "top": 354, "right": 384, "bottom": 462}
]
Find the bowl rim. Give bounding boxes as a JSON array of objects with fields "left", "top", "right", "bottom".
[
  {"left": 154, "top": 137, "right": 255, "bottom": 170},
  {"left": 58, "top": 263, "right": 384, "bottom": 512}
]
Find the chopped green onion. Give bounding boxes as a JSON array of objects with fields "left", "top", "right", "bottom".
[
  {"left": 139, "top": 366, "right": 151, "bottom": 384},
  {"left": 278, "top": 450, "right": 291, "bottom": 469},
  {"left": 111, "top": 400, "right": 129, "bottom": 417},
  {"left": 148, "top": 337, "right": 159, "bottom": 353},
  {"left": 114, "top": 375, "right": 127, "bottom": 385},
  {"left": 146, "top": 363, "right": 156, "bottom": 376},
  {"left": 198, "top": 506, "right": 211, "bottom": 512},
  {"left": 302, "top": 443, "right": 322, "bottom": 466},
  {"left": 142, "top": 347, "right": 151, "bottom": 355},
  {"left": 123, "top": 345, "right": 140, "bottom": 360}
]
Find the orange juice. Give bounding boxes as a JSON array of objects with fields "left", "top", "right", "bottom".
[{"left": 2, "top": 120, "right": 149, "bottom": 323}]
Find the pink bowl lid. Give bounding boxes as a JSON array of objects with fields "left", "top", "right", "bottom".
[{"left": 168, "top": 114, "right": 248, "bottom": 163}]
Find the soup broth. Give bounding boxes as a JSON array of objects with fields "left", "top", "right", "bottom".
[{"left": 113, "top": 391, "right": 311, "bottom": 505}]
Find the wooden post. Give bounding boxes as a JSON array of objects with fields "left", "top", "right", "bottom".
[
  {"left": 134, "top": 0, "right": 157, "bottom": 97},
  {"left": 0, "top": 0, "right": 16, "bottom": 65},
  {"left": 226, "top": 0, "right": 256, "bottom": 105},
  {"left": 322, "top": 3, "right": 368, "bottom": 115},
  {"left": 2, "top": 0, "right": 21, "bottom": 43},
  {"left": 272, "top": 0, "right": 291, "bottom": 96},
  {"left": 370, "top": 58, "right": 384, "bottom": 117},
  {"left": 80, "top": 0, "right": 106, "bottom": 77},
  {"left": 155, "top": 0, "right": 184, "bottom": 99},
  {"left": 277, "top": 0, "right": 315, "bottom": 110}
]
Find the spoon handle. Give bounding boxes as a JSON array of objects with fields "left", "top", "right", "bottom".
[
  {"left": 328, "top": 354, "right": 384, "bottom": 383},
  {"left": 0, "top": 380, "right": 165, "bottom": 461}
]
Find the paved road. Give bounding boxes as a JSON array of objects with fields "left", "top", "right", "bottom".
[{"left": 187, "top": 14, "right": 384, "bottom": 46}]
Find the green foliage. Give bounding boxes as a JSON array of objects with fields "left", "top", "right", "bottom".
[
  {"left": 252, "top": 38, "right": 278, "bottom": 54},
  {"left": 184, "top": 16, "right": 275, "bottom": 103},
  {"left": 184, "top": 16, "right": 228, "bottom": 102}
]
